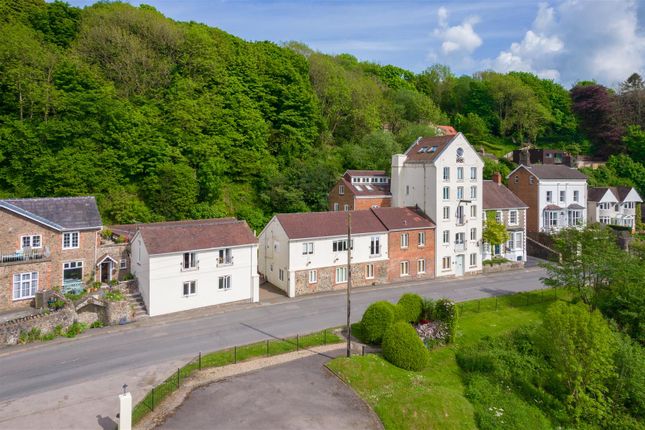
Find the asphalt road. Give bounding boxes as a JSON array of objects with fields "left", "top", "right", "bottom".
[{"left": 0, "top": 266, "right": 546, "bottom": 404}]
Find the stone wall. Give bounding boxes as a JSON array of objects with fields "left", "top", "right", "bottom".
[
  {"left": 482, "top": 261, "right": 524, "bottom": 273},
  {"left": 0, "top": 306, "right": 76, "bottom": 345},
  {"left": 294, "top": 261, "right": 388, "bottom": 295},
  {"left": 97, "top": 242, "right": 130, "bottom": 281}
]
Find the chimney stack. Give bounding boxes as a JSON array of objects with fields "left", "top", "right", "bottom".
[{"left": 492, "top": 172, "right": 502, "bottom": 185}]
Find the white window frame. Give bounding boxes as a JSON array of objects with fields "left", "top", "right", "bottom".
[
  {"left": 308, "top": 270, "right": 317, "bottom": 284},
  {"left": 336, "top": 267, "right": 347, "bottom": 283},
  {"left": 443, "top": 167, "right": 450, "bottom": 181},
  {"left": 560, "top": 190, "right": 565, "bottom": 203},
  {"left": 62, "top": 231, "right": 79, "bottom": 249},
  {"left": 457, "top": 167, "right": 464, "bottom": 180},
  {"left": 302, "top": 242, "right": 314, "bottom": 255},
  {"left": 400, "top": 261, "right": 409, "bottom": 276},
  {"left": 417, "top": 259, "right": 426, "bottom": 274},
  {"left": 509, "top": 210, "right": 518, "bottom": 226},
  {"left": 218, "top": 275, "right": 231, "bottom": 290},
  {"left": 182, "top": 252, "right": 197, "bottom": 270},
  {"left": 514, "top": 231, "right": 523, "bottom": 250},
  {"left": 470, "top": 186, "right": 477, "bottom": 199},
  {"left": 120, "top": 259, "right": 127, "bottom": 270},
  {"left": 418, "top": 231, "right": 426, "bottom": 247},
  {"left": 279, "top": 269, "right": 285, "bottom": 281},
  {"left": 442, "top": 186, "right": 450, "bottom": 200},
  {"left": 183, "top": 280, "right": 197, "bottom": 296},
  {"left": 470, "top": 167, "right": 477, "bottom": 180},
  {"left": 13, "top": 272, "right": 38, "bottom": 300},
  {"left": 470, "top": 227, "right": 477, "bottom": 241},
  {"left": 469, "top": 253, "right": 477, "bottom": 267},
  {"left": 470, "top": 205, "right": 477, "bottom": 218},
  {"left": 496, "top": 211, "right": 503, "bottom": 223},
  {"left": 573, "top": 190, "right": 579, "bottom": 202},
  {"left": 370, "top": 237, "right": 380, "bottom": 256},
  {"left": 442, "top": 256, "right": 451, "bottom": 270},
  {"left": 21, "top": 235, "right": 42, "bottom": 249},
  {"left": 333, "top": 203, "right": 339, "bottom": 211},
  {"left": 546, "top": 191, "right": 552, "bottom": 203},
  {"left": 366, "top": 264, "right": 374, "bottom": 279},
  {"left": 343, "top": 204, "right": 349, "bottom": 212},
  {"left": 339, "top": 184, "right": 344, "bottom": 195},
  {"left": 443, "top": 206, "right": 450, "bottom": 220},
  {"left": 457, "top": 187, "right": 464, "bottom": 200},
  {"left": 400, "top": 233, "right": 409, "bottom": 249},
  {"left": 443, "top": 230, "right": 449, "bottom": 244}
]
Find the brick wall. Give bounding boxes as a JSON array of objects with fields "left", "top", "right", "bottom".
[
  {"left": 354, "top": 197, "right": 392, "bottom": 210},
  {"left": 507, "top": 169, "right": 539, "bottom": 232},
  {"left": 328, "top": 180, "right": 355, "bottom": 211},
  {"left": 97, "top": 242, "right": 130, "bottom": 281},
  {"left": 387, "top": 229, "right": 436, "bottom": 282},
  {"left": 294, "top": 261, "right": 388, "bottom": 295}
]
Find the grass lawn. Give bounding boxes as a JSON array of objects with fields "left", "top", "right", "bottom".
[{"left": 326, "top": 289, "right": 568, "bottom": 430}]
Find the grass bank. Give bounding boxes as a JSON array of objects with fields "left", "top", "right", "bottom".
[{"left": 327, "top": 289, "right": 569, "bottom": 430}]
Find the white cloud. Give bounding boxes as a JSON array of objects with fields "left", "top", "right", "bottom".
[
  {"left": 433, "top": 7, "right": 483, "bottom": 63},
  {"left": 489, "top": 0, "right": 645, "bottom": 86}
]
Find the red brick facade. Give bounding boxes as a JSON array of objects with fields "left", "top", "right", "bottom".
[
  {"left": 0, "top": 208, "right": 99, "bottom": 310},
  {"left": 328, "top": 179, "right": 392, "bottom": 211},
  {"left": 507, "top": 169, "right": 540, "bottom": 232},
  {"left": 386, "top": 228, "right": 436, "bottom": 282}
]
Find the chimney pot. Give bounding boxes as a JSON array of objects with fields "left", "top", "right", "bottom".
[{"left": 492, "top": 172, "right": 502, "bottom": 185}]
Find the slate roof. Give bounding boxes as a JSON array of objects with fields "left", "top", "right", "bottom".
[
  {"left": 587, "top": 187, "right": 613, "bottom": 202},
  {"left": 403, "top": 134, "right": 457, "bottom": 163},
  {"left": 611, "top": 186, "right": 641, "bottom": 202},
  {"left": 340, "top": 177, "right": 392, "bottom": 197},
  {"left": 275, "top": 210, "right": 387, "bottom": 239},
  {"left": 371, "top": 207, "right": 435, "bottom": 231},
  {"left": 520, "top": 165, "right": 587, "bottom": 180},
  {"left": 134, "top": 218, "right": 257, "bottom": 255},
  {"left": 482, "top": 181, "right": 528, "bottom": 210},
  {"left": 568, "top": 204, "right": 586, "bottom": 210},
  {"left": 544, "top": 204, "right": 563, "bottom": 210},
  {"left": 344, "top": 170, "right": 388, "bottom": 177},
  {"left": 0, "top": 196, "right": 102, "bottom": 231}
]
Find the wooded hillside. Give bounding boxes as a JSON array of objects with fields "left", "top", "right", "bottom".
[{"left": 1, "top": 1, "right": 643, "bottom": 229}]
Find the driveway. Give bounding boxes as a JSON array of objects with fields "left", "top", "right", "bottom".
[{"left": 158, "top": 349, "right": 382, "bottom": 430}]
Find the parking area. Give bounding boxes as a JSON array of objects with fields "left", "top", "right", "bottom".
[{"left": 157, "top": 349, "right": 382, "bottom": 430}]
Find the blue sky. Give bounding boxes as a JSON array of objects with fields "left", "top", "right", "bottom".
[{"left": 66, "top": 0, "right": 645, "bottom": 88}]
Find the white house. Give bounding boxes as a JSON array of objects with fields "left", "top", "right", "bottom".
[
  {"left": 506, "top": 164, "right": 588, "bottom": 233},
  {"left": 130, "top": 219, "right": 259, "bottom": 316},
  {"left": 587, "top": 186, "right": 643, "bottom": 230},
  {"left": 258, "top": 210, "right": 389, "bottom": 297},
  {"left": 482, "top": 175, "right": 528, "bottom": 263},
  {"left": 390, "top": 133, "right": 484, "bottom": 277}
]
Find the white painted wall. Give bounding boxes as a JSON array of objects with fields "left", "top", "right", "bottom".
[
  {"left": 130, "top": 233, "right": 150, "bottom": 311},
  {"left": 391, "top": 134, "right": 484, "bottom": 277},
  {"left": 258, "top": 217, "right": 291, "bottom": 296},
  {"left": 537, "top": 180, "right": 587, "bottom": 232}
]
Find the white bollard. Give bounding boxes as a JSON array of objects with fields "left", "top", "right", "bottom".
[{"left": 119, "top": 392, "right": 132, "bottom": 430}]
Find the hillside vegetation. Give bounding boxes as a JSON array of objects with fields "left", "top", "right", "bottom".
[{"left": 1, "top": 1, "right": 644, "bottom": 228}]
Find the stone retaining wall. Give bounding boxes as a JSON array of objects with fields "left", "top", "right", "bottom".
[{"left": 482, "top": 261, "right": 524, "bottom": 273}]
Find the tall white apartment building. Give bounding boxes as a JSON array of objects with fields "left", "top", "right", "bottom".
[{"left": 391, "top": 133, "right": 484, "bottom": 277}]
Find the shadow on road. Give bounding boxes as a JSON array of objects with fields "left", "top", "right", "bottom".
[
  {"left": 239, "top": 322, "right": 338, "bottom": 359},
  {"left": 96, "top": 414, "right": 117, "bottom": 430}
]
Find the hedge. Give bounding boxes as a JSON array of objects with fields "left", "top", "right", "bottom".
[
  {"left": 382, "top": 321, "right": 429, "bottom": 371},
  {"left": 361, "top": 301, "right": 396, "bottom": 344},
  {"left": 397, "top": 293, "right": 424, "bottom": 323}
]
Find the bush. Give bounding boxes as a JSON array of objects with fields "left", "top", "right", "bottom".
[
  {"left": 65, "top": 322, "right": 88, "bottom": 338},
  {"left": 434, "top": 298, "right": 458, "bottom": 343},
  {"left": 360, "top": 301, "right": 396, "bottom": 344},
  {"left": 382, "top": 321, "right": 429, "bottom": 371},
  {"left": 104, "top": 290, "right": 125, "bottom": 302},
  {"left": 90, "top": 321, "right": 105, "bottom": 329},
  {"left": 421, "top": 297, "right": 436, "bottom": 320},
  {"left": 397, "top": 293, "right": 423, "bottom": 323}
]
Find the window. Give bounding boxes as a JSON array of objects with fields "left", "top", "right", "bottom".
[
  {"left": 457, "top": 187, "right": 464, "bottom": 200},
  {"left": 573, "top": 190, "right": 579, "bottom": 202},
  {"left": 400, "top": 261, "right": 409, "bottom": 276},
  {"left": 406, "top": 185, "right": 410, "bottom": 195},
  {"left": 333, "top": 239, "right": 352, "bottom": 252},
  {"left": 308, "top": 270, "right": 317, "bottom": 284},
  {"left": 470, "top": 205, "right": 477, "bottom": 218},
  {"left": 418, "top": 232, "right": 426, "bottom": 247},
  {"left": 514, "top": 232, "right": 523, "bottom": 250},
  {"left": 443, "top": 167, "right": 450, "bottom": 181},
  {"left": 457, "top": 167, "right": 464, "bottom": 180},
  {"left": 279, "top": 269, "right": 285, "bottom": 281},
  {"left": 343, "top": 204, "right": 349, "bottom": 212},
  {"left": 496, "top": 211, "right": 503, "bottom": 223},
  {"left": 600, "top": 216, "right": 610, "bottom": 224},
  {"left": 470, "top": 227, "right": 477, "bottom": 241},
  {"left": 545, "top": 211, "right": 558, "bottom": 227},
  {"left": 218, "top": 276, "right": 231, "bottom": 290},
  {"left": 470, "top": 167, "right": 477, "bottom": 180},
  {"left": 509, "top": 210, "right": 518, "bottom": 225},
  {"left": 443, "top": 206, "right": 450, "bottom": 220},
  {"left": 568, "top": 210, "right": 583, "bottom": 226},
  {"left": 13, "top": 272, "right": 38, "bottom": 300},
  {"left": 514, "top": 175, "right": 519, "bottom": 184},
  {"left": 366, "top": 264, "right": 374, "bottom": 279},
  {"left": 413, "top": 259, "right": 424, "bottom": 275},
  {"left": 469, "top": 253, "right": 477, "bottom": 267},
  {"left": 370, "top": 237, "right": 380, "bottom": 256},
  {"left": 336, "top": 267, "right": 347, "bottom": 283},
  {"left": 183, "top": 252, "right": 197, "bottom": 270},
  {"left": 120, "top": 259, "right": 127, "bottom": 270},
  {"left": 560, "top": 190, "right": 565, "bottom": 202},
  {"left": 529, "top": 176, "right": 534, "bottom": 185},
  {"left": 400, "top": 233, "right": 409, "bottom": 248},
  {"left": 218, "top": 249, "right": 232, "bottom": 265},
  {"left": 443, "top": 230, "right": 450, "bottom": 244},
  {"left": 183, "top": 280, "right": 197, "bottom": 296},
  {"left": 62, "top": 232, "right": 79, "bottom": 249},
  {"left": 455, "top": 232, "right": 465, "bottom": 245},
  {"left": 333, "top": 203, "right": 339, "bottom": 211},
  {"left": 63, "top": 261, "right": 82, "bottom": 286},
  {"left": 21, "top": 235, "right": 41, "bottom": 249},
  {"left": 456, "top": 206, "right": 465, "bottom": 225},
  {"left": 442, "top": 257, "right": 451, "bottom": 270},
  {"left": 546, "top": 191, "right": 552, "bottom": 202},
  {"left": 470, "top": 186, "right": 477, "bottom": 199},
  {"left": 442, "top": 187, "right": 450, "bottom": 200},
  {"left": 302, "top": 242, "right": 314, "bottom": 255},
  {"left": 339, "top": 184, "right": 344, "bottom": 195},
  {"left": 508, "top": 233, "right": 514, "bottom": 250}
]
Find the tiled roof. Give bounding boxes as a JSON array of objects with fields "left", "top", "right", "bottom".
[
  {"left": 0, "top": 196, "right": 102, "bottom": 231},
  {"left": 544, "top": 204, "right": 563, "bottom": 210},
  {"left": 588, "top": 187, "right": 612, "bottom": 202},
  {"left": 611, "top": 186, "right": 636, "bottom": 202},
  {"left": 371, "top": 207, "right": 435, "bottom": 230},
  {"left": 521, "top": 165, "right": 587, "bottom": 180},
  {"left": 276, "top": 210, "right": 386, "bottom": 239},
  {"left": 344, "top": 170, "right": 388, "bottom": 177},
  {"left": 436, "top": 125, "right": 457, "bottom": 135},
  {"left": 341, "top": 178, "right": 392, "bottom": 197},
  {"left": 134, "top": 218, "right": 257, "bottom": 255},
  {"left": 403, "top": 134, "right": 457, "bottom": 163},
  {"left": 568, "top": 204, "right": 585, "bottom": 210},
  {"left": 482, "top": 181, "right": 528, "bottom": 210}
]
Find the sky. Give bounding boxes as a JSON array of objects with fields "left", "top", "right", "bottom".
[{"left": 65, "top": 0, "right": 645, "bottom": 88}]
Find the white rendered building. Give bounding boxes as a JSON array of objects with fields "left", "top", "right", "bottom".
[
  {"left": 391, "top": 133, "right": 484, "bottom": 277},
  {"left": 130, "top": 219, "right": 259, "bottom": 316},
  {"left": 587, "top": 186, "right": 643, "bottom": 230}
]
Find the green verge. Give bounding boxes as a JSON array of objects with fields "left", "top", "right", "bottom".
[
  {"left": 132, "top": 329, "right": 342, "bottom": 424},
  {"left": 326, "top": 289, "right": 570, "bottom": 430}
]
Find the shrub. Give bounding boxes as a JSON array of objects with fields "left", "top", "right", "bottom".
[
  {"left": 90, "top": 321, "right": 105, "bottom": 329},
  {"left": 108, "top": 279, "right": 119, "bottom": 287},
  {"left": 65, "top": 322, "right": 88, "bottom": 338},
  {"left": 124, "top": 272, "right": 135, "bottom": 281},
  {"left": 397, "top": 293, "right": 424, "bottom": 323},
  {"left": 18, "top": 328, "right": 42, "bottom": 344},
  {"left": 360, "top": 301, "right": 396, "bottom": 344},
  {"left": 47, "top": 298, "right": 66, "bottom": 310},
  {"left": 64, "top": 289, "right": 87, "bottom": 302},
  {"left": 382, "top": 321, "right": 429, "bottom": 371},
  {"left": 434, "top": 298, "right": 458, "bottom": 343},
  {"left": 104, "top": 290, "right": 125, "bottom": 302},
  {"left": 421, "top": 297, "right": 436, "bottom": 320}
]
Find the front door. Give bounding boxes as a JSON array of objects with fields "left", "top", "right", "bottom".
[
  {"left": 100, "top": 261, "right": 112, "bottom": 283},
  {"left": 455, "top": 254, "right": 465, "bottom": 276}
]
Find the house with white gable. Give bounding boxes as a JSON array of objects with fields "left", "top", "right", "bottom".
[
  {"left": 390, "top": 133, "right": 484, "bottom": 277},
  {"left": 587, "top": 186, "right": 643, "bottom": 231},
  {"left": 506, "top": 165, "right": 587, "bottom": 233},
  {"left": 130, "top": 218, "right": 259, "bottom": 316}
]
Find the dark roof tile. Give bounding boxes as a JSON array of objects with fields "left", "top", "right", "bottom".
[
  {"left": 371, "top": 207, "right": 435, "bottom": 230},
  {"left": 276, "top": 211, "right": 386, "bottom": 239},
  {"left": 483, "top": 181, "right": 528, "bottom": 210},
  {"left": 0, "top": 196, "right": 102, "bottom": 231}
]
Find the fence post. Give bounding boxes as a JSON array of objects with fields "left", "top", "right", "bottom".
[
  {"left": 234, "top": 346, "right": 237, "bottom": 364},
  {"left": 296, "top": 334, "right": 299, "bottom": 351},
  {"left": 362, "top": 345, "right": 365, "bottom": 356},
  {"left": 177, "top": 368, "right": 180, "bottom": 388},
  {"left": 199, "top": 352, "right": 202, "bottom": 370},
  {"left": 151, "top": 387, "right": 155, "bottom": 411},
  {"left": 495, "top": 297, "right": 498, "bottom": 311},
  {"left": 324, "top": 330, "right": 327, "bottom": 345},
  {"left": 266, "top": 339, "right": 269, "bottom": 357}
]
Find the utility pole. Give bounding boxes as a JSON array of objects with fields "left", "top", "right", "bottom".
[{"left": 346, "top": 211, "right": 352, "bottom": 358}]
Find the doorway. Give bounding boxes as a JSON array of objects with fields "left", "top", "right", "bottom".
[
  {"left": 100, "top": 261, "right": 112, "bottom": 283},
  {"left": 455, "top": 254, "right": 465, "bottom": 276}
]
